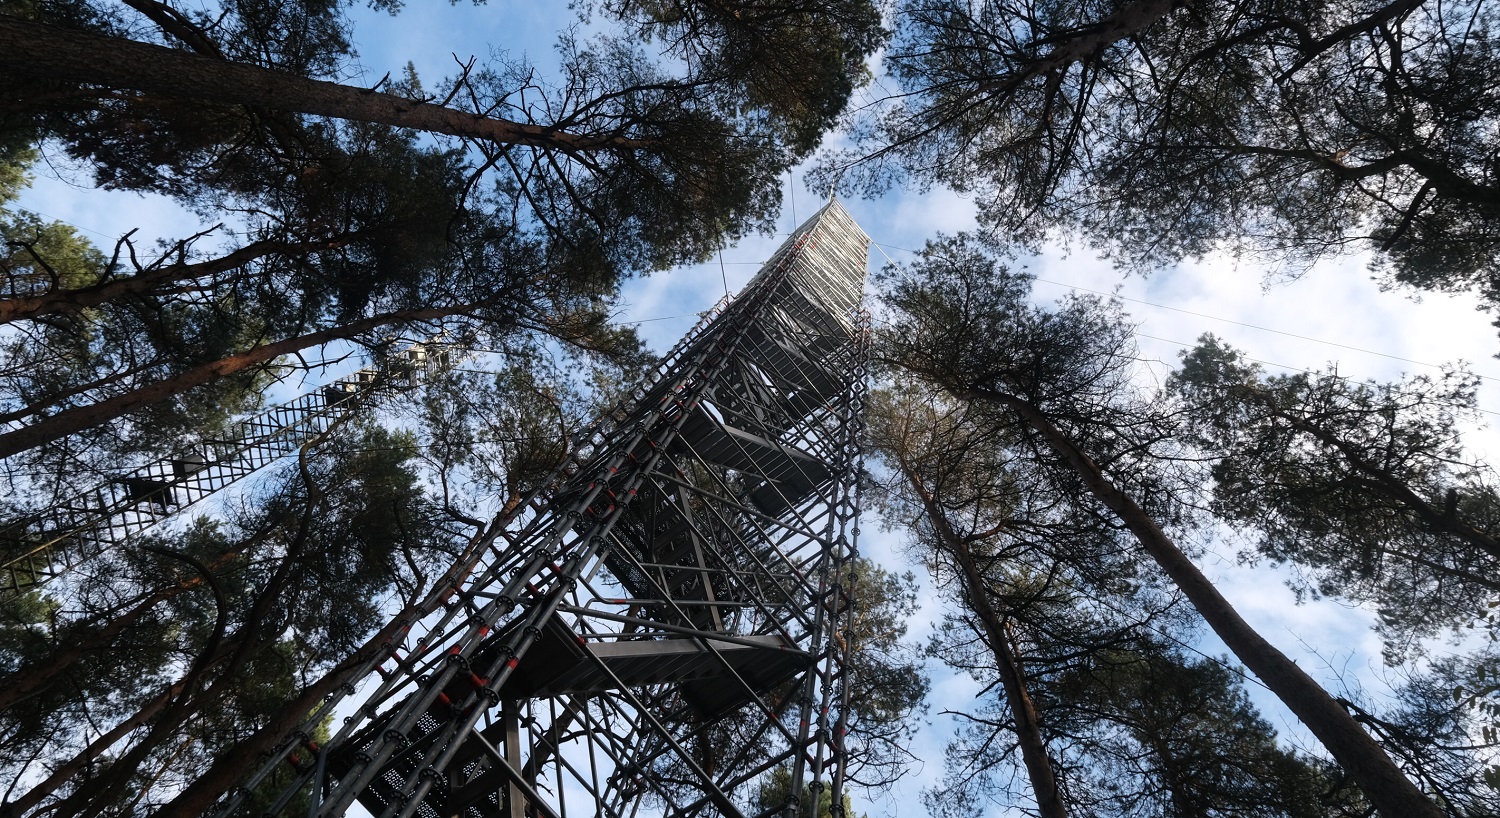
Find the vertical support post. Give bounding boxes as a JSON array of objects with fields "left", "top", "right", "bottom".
[{"left": 504, "top": 700, "right": 525, "bottom": 818}]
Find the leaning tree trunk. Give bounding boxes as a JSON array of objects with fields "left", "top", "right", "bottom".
[
  {"left": 0, "top": 236, "right": 351, "bottom": 325},
  {"left": 904, "top": 469, "right": 1068, "bottom": 818},
  {"left": 0, "top": 17, "right": 647, "bottom": 152},
  {"left": 0, "top": 679, "right": 184, "bottom": 818},
  {"left": 977, "top": 0, "right": 1180, "bottom": 96},
  {"left": 0, "top": 532, "right": 282, "bottom": 711},
  {"left": 947, "top": 540, "right": 1068, "bottom": 818},
  {"left": 0, "top": 587, "right": 179, "bottom": 711},
  {"left": 966, "top": 386, "right": 1444, "bottom": 818}
]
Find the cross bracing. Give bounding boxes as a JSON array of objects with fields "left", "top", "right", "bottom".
[{"left": 219, "top": 200, "right": 873, "bottom": 818}]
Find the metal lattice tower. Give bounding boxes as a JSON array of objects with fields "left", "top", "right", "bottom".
[{"left": 223, "top": 200, "right": 873, "bottom": 818}]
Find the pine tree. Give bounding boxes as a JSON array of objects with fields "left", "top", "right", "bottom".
[
  {"left": 876, "top": 232, "right": 1445, "bottom": 818},
  {"left": 0, "top": 423, "right": 455, "bottom": 816},
  {"left": 0, "top": 0, "right": 885, "bottom": 456},
  {"left": 1170, "top": 335, "right": 1500, "bottom": 653},
  {"left": 867, "top": 380, "right": 1357, "bottom": 817},
  {"left": 825, "top": 0, "right": 1500, "bottom": 328}
]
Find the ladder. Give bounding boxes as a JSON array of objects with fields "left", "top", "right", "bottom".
[{"left": 0, "top": 342, "right": 449, "bottom": 597}]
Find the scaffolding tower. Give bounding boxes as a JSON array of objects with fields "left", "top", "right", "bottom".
[{"left": 222, "top": 200, "right": 873, "bottom": 818}]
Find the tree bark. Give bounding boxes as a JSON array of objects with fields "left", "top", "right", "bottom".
[
  {"left": 3, "top": 617, "right": 244, "bottom": 818},
  {"left": 0, "top": 588, "right": 175, "bottom": 711},
  {"left": 153, "top": 519, "right": 504, "bottom": 818},
  {"left": 964, "top": 386, "right": 1444, "bottom": 818},
  {"left": 42, "top": 548, "right": 231, "bottom": 818},
  {"left": 0, "top": 526, "right": 281, "bottom": 711},
  {"left": 902, "top": 466, "right": 1068, "bottom": 818},
  {"left": 0, "top": 16, "right": 649, "bottom": 152},
  {"left": 0, "top": 302, "right": 484, "bottom": 457},
  {"left": 0, "top": 679, "right": 184, "bottom": 818},
  {"left": 976, "top": 0, "right": 1181, "bottom": 97},
  {"left": 947, "top": 542, "right": 1067, "bottom": 818}
]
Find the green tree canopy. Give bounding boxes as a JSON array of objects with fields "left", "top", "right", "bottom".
[
  {"left": 876, "top": 231, "right": 1448, "bottom": 818},
  {"left": 1170, "top": 335, "right": 1500, "bottom": 655},
  {"left": 825, "top": 0, "right": 1500, "bottom": 330},
  {"left": 0, "top": 0, "right": 884, "bottom": 458},
  {"left": 866, "top": 380, "right": 1357, "bottom": 818},
  {"left": 0, "top": 421, "right": 454, "bottom": 817}
]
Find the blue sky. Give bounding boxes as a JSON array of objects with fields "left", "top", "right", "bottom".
[{"left": 14, "top": 2, "right": 1500, "bottom": 815}]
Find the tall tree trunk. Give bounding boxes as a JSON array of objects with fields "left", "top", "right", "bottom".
[
  {"left": 0, "top": 588, "right": 174, "bottom": 711},
  {"left": 903, "top": 468, "right": 1068, "bottom": 818},
  {"left": 0, "top": 359, "right": 156, "bottom": 425},
  {"left": 0, "top": 17, "right": 649, "bottom": 152},
  {"left": 949, "top": 541, "right": 1068, "bottom": 818},
  {"left": 150, "top": 621, "right": 402, "bottom": 818},
  {"left": 4, "top": 622, "right": 246, "bottom": 818},
  {"left": 0, "top": 537, "right": 274, "bottom": 711},
  {"left": 42, "top": 547, "right": 232, "bottom": 818},
  {"left": 0, "top": 302, "right": 483, "bottom": 457},
  {"left": 965, "top": 386, "right": 1444, "bottom": 818}
]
